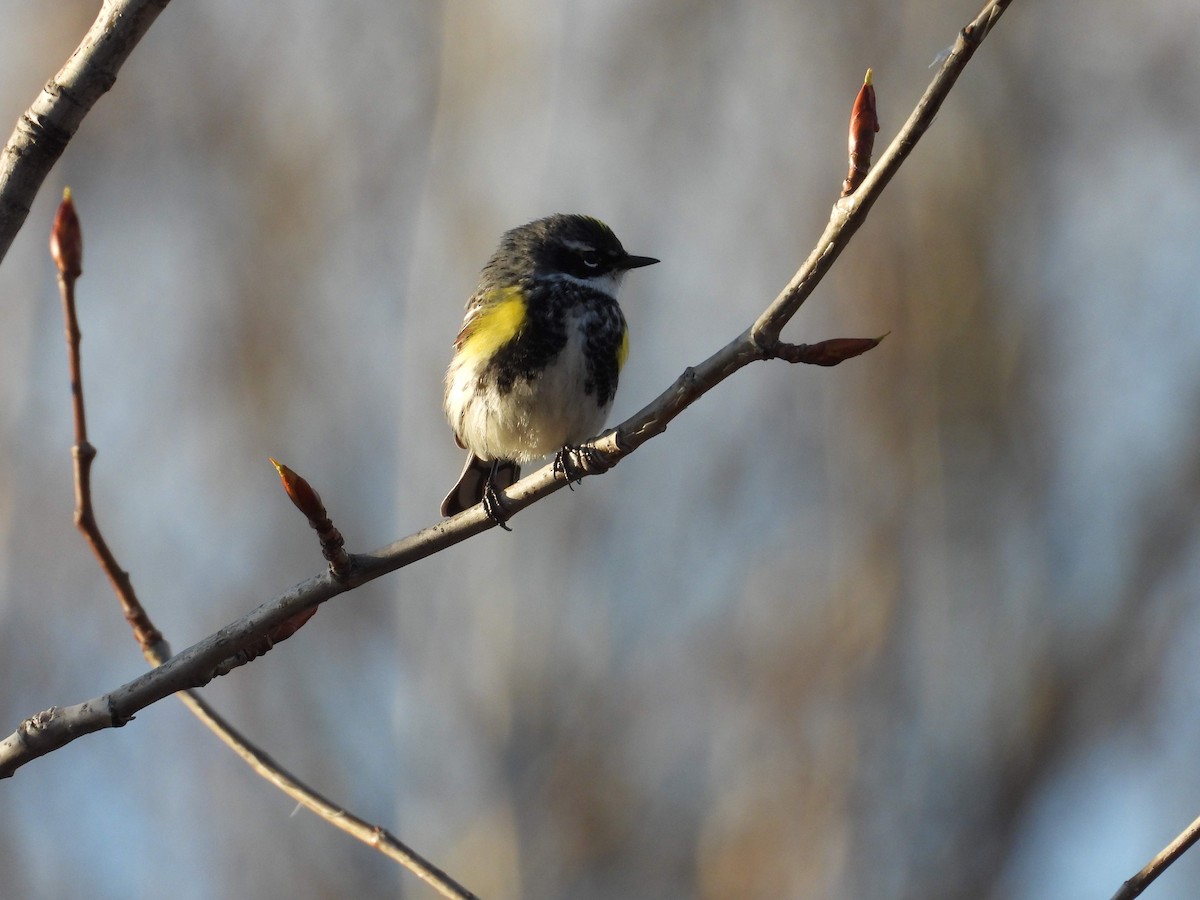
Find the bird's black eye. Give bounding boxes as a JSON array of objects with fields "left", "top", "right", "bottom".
[{"left": 579, "top": 249, "right": 602, "bottom": 269}]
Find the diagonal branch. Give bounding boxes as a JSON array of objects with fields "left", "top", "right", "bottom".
[
  {"left": 175, "top": 693, "right": 478, "bottom": 900},
  {"left": 1110, "top": 794, "right": 1200, "bottom": 897},
  {"left": 0, "top": 0, "right": 172, "bottom": 267},
  {"left": 0, "top": 0, "right": 1016, "bottom": 780}
]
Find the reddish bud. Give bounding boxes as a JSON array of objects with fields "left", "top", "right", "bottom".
[
  {"left": 270, "top": 457, "right": 327, "bottom": 522},
  {"left": 267, "top": 607, "right": 318, "bottom": 643},
  {"left": 214, "top": 607, "right": 319, "bottom": 673},
  {"left": 804, "top": 334, "right": 887, "bottom": 366},
  {"left": 779, "top": 333, "right": 888, "bottom": 367},
  {"left": 270, "top": 458, "right": 350, "bottom": 580},
  {"left": 50, "top": 187, "right": 83, "bottom": 278},
  {"left": 841, "top": 69, "right": 880, "bottom": 197}
]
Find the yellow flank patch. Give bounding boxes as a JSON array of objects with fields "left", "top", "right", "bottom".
[
  {"left": 617, "top": 326, "right": 629, "bottom": 371},
  {"left": 460, "top": 286, "right": 527, "bottom": 362}
]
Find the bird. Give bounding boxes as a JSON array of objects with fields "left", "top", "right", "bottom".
[{"left": 441, "top": 214, "right": 658, "bottom": 521}]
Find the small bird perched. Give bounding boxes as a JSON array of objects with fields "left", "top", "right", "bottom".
[{"left": 441, "top": 214, "right": 658, "bottom": 520}]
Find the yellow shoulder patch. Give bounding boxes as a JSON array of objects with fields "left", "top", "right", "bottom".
[
  {"left": 459, "top": 286, "right": 527, "bottom": 362},
  {"left": 617, "top": 325, "right": 629, "bottom": 371}
]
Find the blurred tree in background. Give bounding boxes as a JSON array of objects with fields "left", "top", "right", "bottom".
[{"left": 2, "top": 1, "right": 1200, "bottom": 898}]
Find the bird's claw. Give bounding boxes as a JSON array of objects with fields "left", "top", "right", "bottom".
[{"left": 481, "top": 478, "right": 513, "bottom": 531}]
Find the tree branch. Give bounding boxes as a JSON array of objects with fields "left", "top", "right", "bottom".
[
  {"left": 751, "top": 0, "right": 1012, "bottom": 345},
  {"left": 0, "top": 0, "right": 1015, "bottom": 780},
  {"left": 0, "top": 0, "right": 172, "bottom": 266},
  {"left": 44, "top": 190, "right": 477, "bottom": 900},
  {"left": 175, "top": 692, "right": 478, "bottom": 900},
  {"left": 1110, "top": 813, "right": 1200, "bottom": 900}
]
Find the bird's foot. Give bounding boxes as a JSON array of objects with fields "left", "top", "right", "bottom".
[
  {"left": 554, "top": 443, "right": 612, "bottom": 490},
  {"left": 481, "top": 477, "right": 513, "bottom": 531}
]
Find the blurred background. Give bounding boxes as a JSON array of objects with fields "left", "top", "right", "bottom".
[{"left": 1, "top": 1, "right": 1199, "bottom": 897}]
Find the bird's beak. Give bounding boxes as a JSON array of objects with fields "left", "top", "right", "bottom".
[{"left": 619, "top": 254, "right": 660, "bottom": 270}]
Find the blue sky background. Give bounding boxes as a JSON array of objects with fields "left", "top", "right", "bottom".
[{"left": 2, "top": 1, "right": 1200, "bottom": 898}]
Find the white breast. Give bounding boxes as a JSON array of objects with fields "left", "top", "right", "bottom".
[{"left": 444, "top": 308, "right": 612, "bottom": 463}]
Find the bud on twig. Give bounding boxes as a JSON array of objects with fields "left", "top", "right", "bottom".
[
  {"left": 271, "top": 457, "right": 327, "bottom": 522},
  {"left": 270, "top": 458, "right": 351, "bottom": 580},
  {"left": 50, "top": 187, "right": 83, "bottom": 279},
  {"left": 210, "top": 455, "right": 334, "bottom": 663},
  {"left": 841, "top": 69, "right": 880, "bottom": 198},
  {"left": 210, "top": 607, "right": 319, "bottom": 677},
  {"left": 776, "top": 334, "right": 888, "bottom": 367}
]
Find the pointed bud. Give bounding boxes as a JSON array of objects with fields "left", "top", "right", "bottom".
[
  {"left": 803, "top": 334, "right": 888, "bottom": 366},
  {"left": 841, "top": 69, "right": 880, "bottom": 197},
  {"left": 779, "top": 333, "right": 888, "bottom": 367},
  {"left": 270, "top": 458, "right": 327, "bottom": 522},
  {"left": 270, "top": 458, "right": 351, "bottom": 580},
  {"left": 50, "top": 187, "right": 83, "bottom": 278}
]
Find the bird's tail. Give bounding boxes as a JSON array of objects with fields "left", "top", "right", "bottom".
[{"left": 440, "top": 454, "right": 520, "bottom": 517}]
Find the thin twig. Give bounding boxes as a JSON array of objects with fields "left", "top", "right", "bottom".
[
  {"left": 0, "top": 0, "right": 173, "bottom": 265},
  {"left": 0, "top": 0, "right": 1016, "bottom": 779},
  {"left": 46, "top": 192, "right": 477, "bottom": 900},
  {"left": 176, "top": 692, "right": 479, "bottom": 900},
  {"left": 751, "top": 0, "right": 1014, "bottom": 345},
  {"left": 1110, "top": 814, "right": 1200, "bottom": 900},
  {"left": 61, "top": 258, "right": 168, "bottom": 655}
]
